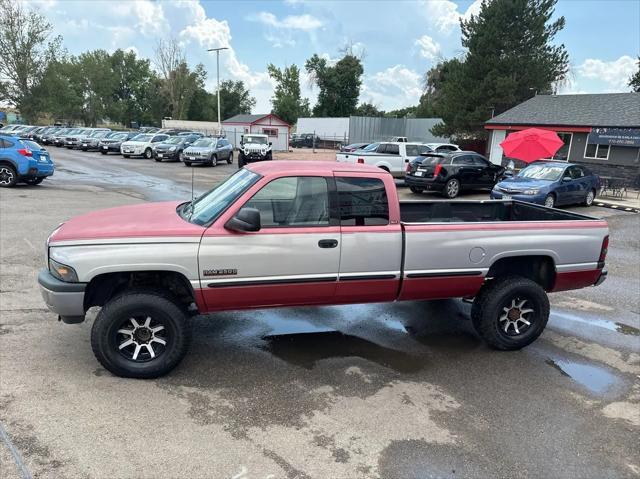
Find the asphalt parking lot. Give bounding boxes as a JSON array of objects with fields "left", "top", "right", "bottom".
[{"left": 1, "top": 147, "right": 639, "bottom": 479}]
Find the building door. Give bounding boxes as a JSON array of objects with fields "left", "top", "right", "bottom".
[{"left": 489, "top": 130, "right": 506, "bottom": 165}]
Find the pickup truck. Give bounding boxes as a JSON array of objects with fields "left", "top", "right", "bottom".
[
  {"left": 336, "top": 142, "right": 430, "bottom": 177},
  {"left": 38, "top": 161, "right": 609, "bottom": 378}
]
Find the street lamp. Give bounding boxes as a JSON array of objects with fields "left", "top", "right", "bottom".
[{"left": 207, "top": 47, "right": 229, "bottom": 134}]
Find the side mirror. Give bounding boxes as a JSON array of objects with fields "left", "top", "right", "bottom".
[
  {"left": 225, "top": 207, "right": 261, "bottom": 232},
  {"left": 269, "top": 142, "right": 272, "bottom": 146}
]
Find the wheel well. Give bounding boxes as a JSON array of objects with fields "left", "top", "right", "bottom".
[
  {"left": 0, "top": 159, "right": 17, "bottom": 170},
  {"left": 378, "top": 165, "right": 390, "bottom": 172},
  {"left": 84, "top": 271, "right": 196, "bottom": 311},
  {"left": 486, "top": 256, "right": 555, "bottom": 291}
]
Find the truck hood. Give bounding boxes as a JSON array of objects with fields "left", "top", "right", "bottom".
[{"left": 49, "top": 201, "right": 205, "bottom": 243}]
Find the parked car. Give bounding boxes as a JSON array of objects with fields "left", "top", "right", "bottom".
[
  {"left": 182, "top": 137, "right": 234, "bottom": 167},
  {"left": 490, "top": 161, "right": 600, "bottom": 208},
  {"left": 290, "top": 133, "right": 318, "bottom": 148},
  {"left": 33, "top": 126, "right": 59, "bottom": 143},
  {"left": 340, "top": 142, "right": 369, "bottom": 152},
  {"left": 0, "top": 124, "right": 25, "bottom": 133},
  {"left": 153, "top": 134, "right": 200, "bottom": 162},
  {"left": 424, "top": 143, "right": 461, "bottom": 153},
  {"left": 80, "top": 130, "right": 113, "bottom": 151},
  {"left": 38, "top": 161, "right": 609, "bottom": 378},
  {"left": 53, "top": 128, "right": 82, "bottom": 147},
  {"left": 237, "top": 134, "right": 271, "bottom": 167},
  {"left": 120, "top": 133, "right": 170, "bottom": 158},
  {"left": 405, "top": 151, "right": 505, "bottom": 198},
  {"left": 0, "top": 135, "right": 54, "bottom": 187},
  {"left": 98, "top": 132, "right": 138, "bottom": 154},
  {"left": 43, "top": 128, "right": 69, "bottom": 145},
  {"left": 65, "top": 128, "right": 103, "bottom": 149},
  {"left": 336, "top": 142, "right": 431, "bottom": 178}
]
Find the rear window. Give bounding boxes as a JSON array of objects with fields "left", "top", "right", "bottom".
[
  {"left": 421, "top": 156, "right": 448, "bottom": 165},
  {"left": 337, "top": 177, "right": 389, "bottom": 226}
]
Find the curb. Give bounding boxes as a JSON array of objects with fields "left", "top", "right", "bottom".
[{"left": 594, "top": 201, "right": 640, "bottom": 214}]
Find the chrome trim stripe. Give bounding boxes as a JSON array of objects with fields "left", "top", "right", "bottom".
[
  {"left": 208, "top": 276, "right": 337, "bottom": 288},
  {"left": 204, "top": 272, "right": 338, "bottom": 285},
  {"left": 405, "top": 268, "right": 489, "bottom": 278},
  {"left": 50, "top": 237, "right": 202, "bottom": 246},
  {"left": 339, "top": 271, "right": 399, "bottom": 280},
  {"left": 555, "top": 262, "right": 599, "bottom": 272}
]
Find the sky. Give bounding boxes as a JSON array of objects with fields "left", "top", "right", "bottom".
[{"left": 23, "top": 0, "right": 640, "bottom": 114}]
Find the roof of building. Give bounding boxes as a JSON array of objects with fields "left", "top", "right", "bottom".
[
  {"left": 486, "top": 93, "right": 640, "bottom": 128},
  {"left": 223, "top": 113, "right": 291, "bottom": 126}
]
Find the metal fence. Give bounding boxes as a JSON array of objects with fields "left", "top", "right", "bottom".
[{"left": 348, "top": 116, "right": 450, "bottom": 144}]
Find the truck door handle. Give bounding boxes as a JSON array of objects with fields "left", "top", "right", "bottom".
[{"left": 318, "top": 239, "right": 338, "bottom": 248}]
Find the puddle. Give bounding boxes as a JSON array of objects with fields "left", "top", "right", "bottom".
[
  {"left": 259, "top": 314, "right": 335, "bottom": 336},
  {"left": 551, "top": 310, "right": 640, "bottom": 336},
  {"left": 260, "top": 331, "right": 424, "bottom": 373},
  {"left": 545, "top": 357, "right": 622, "bottom": 395}
]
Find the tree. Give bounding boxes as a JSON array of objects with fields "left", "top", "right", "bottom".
[
  {"left": 267, "top": 64, "right": 310, "bottom": 124},
  {"left": 629, "top": 57, "right": 640, "bottom": 92},
  {"left": 0, "top": 0, "right": 61, "bottom": 122},
  {"left": 354, "top": 102, "right": 384, "bottom": 117},
  {"left": 385, "top": 106, "right": 416, "bottom": 118},
  {"left": 213, "top": 80, "right": 256, "bottom": 120},
  {"left": 430, "top": 0, "right": 569, "bottom": 138},
  {"left": 305, "top": 52, "right": 363, "bottom": 117}
]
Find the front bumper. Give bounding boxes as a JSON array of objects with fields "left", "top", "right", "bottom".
[
  {"left": 38, "top": 269, "right": 86, "bottom": 323},
  {"left": 155, "top": 150, "right": 178, "bottom": 160},
  {"left": 490, "top": 190, "right": 546, "bottom": 205}
]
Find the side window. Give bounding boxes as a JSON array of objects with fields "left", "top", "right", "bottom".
[
  {"left": 376, "top": 144, "right": 388, "bottom": 154},
  {"left": 337, "top": 177, "right": 389, "bottom": 226},
  {"left": 386, "top": 144, "right": 400, "bottom": 155},
  {"left": 436, "top": 145, "right": 455, "bottom": 152},
  {"left": 405, "top": 145, "right": 419, "bottom": 157},
  {"left": 244, "top": 176, "right": 330, "bottom": 227},
  {"left": 452, "top": 155, "right": 472, "bottom": 165},
  {"left": 471, "top": 156, "right": 489, "bottom": 166},
  {"left": 568, "top": 166, "right": 584, "bottom": 179}
]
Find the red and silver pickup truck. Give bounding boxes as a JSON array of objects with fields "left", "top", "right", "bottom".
[{"left": 38, "top": 161, "right": 609, "bottom": 378}]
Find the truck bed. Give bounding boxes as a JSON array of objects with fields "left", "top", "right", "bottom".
[{"left": 399, "top": 199, "right": 596, "bottom": 224}]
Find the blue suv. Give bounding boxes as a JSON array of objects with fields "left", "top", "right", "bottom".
[{"left": 0, "top": 134, "right": 55, "bottom": 187}]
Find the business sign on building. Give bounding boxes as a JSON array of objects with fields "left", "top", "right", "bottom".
[{"left": 588, "top": 127, "right": 640, "bottom": 147}]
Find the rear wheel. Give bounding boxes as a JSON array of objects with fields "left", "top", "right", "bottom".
[
  {"left": 0, "top": 165, "right": 17, "bottom": 187},
  {"left": 154, "top": 156, "right": 162, "bottom": 162},
  {"left": 409, "top": 186, "right": 424, "bottom": 194},
  {"left": 443, "top": 178, "right": 460, "bottom": 198},
  {"left": 100, "top": 150, "right": 107, "bottom": 155},
  {"left": 544, "top": 194, "right": 555, "bottom": 208},
  {"left": 227, "top": 152, "right": 233, "bottom": 165},
  {"left": 90, "top": 291, "right": 191, "bottom": 378},
  {"left": 471, "top": 276, "right": 549, "bottom": 350},
  {"left": 583, "top": 189, "right": 595, "bottom": 206},
  {"left": 123, "top": 155, "right": 130, "bottom": 159}
]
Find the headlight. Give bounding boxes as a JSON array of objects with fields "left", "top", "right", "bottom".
[
  {"left": 524, "top": 189, "right": 540, "bottom": 195},
  {"left": 49, "top": 258, "right": 78, "bottom": 282}
]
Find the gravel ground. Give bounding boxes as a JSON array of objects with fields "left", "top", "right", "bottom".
[{"left": 1, "top": 147, "right": 638, "bottom": 479}]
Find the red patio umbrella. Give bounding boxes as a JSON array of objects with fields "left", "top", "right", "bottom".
[{"left": 499, "top": 128, "right": 564, "bottom": 163}]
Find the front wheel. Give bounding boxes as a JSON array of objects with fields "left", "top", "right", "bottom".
[
  {"left": 227, "top": 152, "right": 233, "bottom": 165},
  {"left": 144, "top": 148, "right": 152, "bottom": 159},
  {"left": 583, "top": 189, "right": 595, "bottom": 206},
  {"left": 238, "top": 153, "right": 245, "bottom": 168},
  {"left": 544, "top": 194, "right": 555, "bottom": 208},
  {"left": 90, "top": 291, "right": 191, "bottom": 378},
  {"left": 471, "top": 276, "right": 549, "bottom": 350},
  {"left": 184, "top": 161, "right": 192, "bottom": 167},
  {"left": 123, "top": 155, "right": 130, "bottom": 159},
  {"left": 100, "top": 150, "right": 107, "bottom": 155},
  {"left": 210, "top": 155, "right": 217, "bottom": 167},
  {"left": 443, "top": 178, "right": 460, "bottom": 198},
  {"left": 409, "top": 186, "right": 424, "bottom": 194}
]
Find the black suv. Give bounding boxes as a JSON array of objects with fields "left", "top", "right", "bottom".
[
  {"left": 405, "top": 151, "right": 505, "bottom": 198},
  {"left": 153, "top": 134, "right": 200, "bottom": 162}
]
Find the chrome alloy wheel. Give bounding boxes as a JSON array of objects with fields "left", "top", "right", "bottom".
[
  {"left": 116, "top": 316, "right": 168, "bottom": 361},
  {"left": 585, "top": 190, "right": 595, "bottom": 206},
  {"left": 0, "top": 167, "right": 14, "bottom": 185},
  {"left": 499, "top": 298, "right": 534, "bottom": 336}
]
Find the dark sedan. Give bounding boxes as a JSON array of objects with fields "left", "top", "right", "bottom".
[
  {"left": 405, "top": 151, "right": 505, "bottom": 198},
  {"left": 340, "top": 142, "right": 370, "bottom": 152},
  {"left": 153, "top": 134, "right": 200, "bottom": 162},
  {"left": 490, "top": 161, "right": 600, "bottom": 208},
  {"left": 98, "top": 132, "right": 138, "bottom": 154}
]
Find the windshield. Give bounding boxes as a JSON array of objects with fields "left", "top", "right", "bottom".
[
  {"left": 166, "top": 136, "right": 184, "bottom": 144},
  {"left": 192, "top": 138, "right": 214, "bottom": 147},
  {"left": 109, "top": 133, "right": 127, "bottom": 140},
  {"left": 91, "top": 130, "right": 109, "bottom": 138},
  {"left": 131, "top": 134, "right": 152, "bottom": 142},
  {"left": 243, "top": 135, "right": 267, "bottom": 145},
  {"left": 517, "top": 164, "right": 565, "bottom": 181},
  {"left": 183, "top": 169, "right": 261, "bottom": 226},
  {"left": 362, "top": 143, "right": 379, "bottom": 151}
]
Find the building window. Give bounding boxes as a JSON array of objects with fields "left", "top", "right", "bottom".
[
  {"left": 552, "top": 132, "right": 572, "bottom": 161},
  {"left": 263, "top": 128, "right": 278, "bottom": 137},
  {"left": 584, "top": 141, "right": 610, "bottom": 160}
]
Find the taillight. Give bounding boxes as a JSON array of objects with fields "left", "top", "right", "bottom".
[
  {"left": 17, "top": 148, "right": 32, "bottom": 157},
  {"left": 357, "top": 158, "right": 364, "bottom": 164},
  {"left": 599, "top": 235, "right": 609, "bottom": 263},
  {"left": 433, "top": 163, "right": 442, "bottom": 177}
]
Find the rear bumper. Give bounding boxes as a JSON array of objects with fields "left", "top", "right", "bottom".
[
  {"left": 594, "top": 268, "right": 607, "bottom": 287},
  {"left": 405, "top": 175, "right": 445, "bottom": 191},
  {"left": 38, "top": 269, "right": 86, "bottom": 323}
]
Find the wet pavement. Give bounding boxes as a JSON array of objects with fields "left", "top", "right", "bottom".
[{"left": 1, "top": 147, "right": 639, "bottom": 478}]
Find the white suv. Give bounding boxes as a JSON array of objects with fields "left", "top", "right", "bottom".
[{"left": 121, "top": 133, "right": 170, "bottom": 159}]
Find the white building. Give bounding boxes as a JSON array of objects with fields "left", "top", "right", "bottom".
[{"left": 222, "top": 114, "right": 291, "bottom": 151}]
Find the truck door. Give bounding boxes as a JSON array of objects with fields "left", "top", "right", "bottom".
[
  {"left": 334, "top": 173, "right": 403, "bottom": 303},
  {"left": 198, "top": 175, "right": 340, "bottom": 311}
]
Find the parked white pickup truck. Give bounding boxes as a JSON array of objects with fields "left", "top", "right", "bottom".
[
  {"left": 39, "top": 161, "right": 609, "bottom": 378},
  {"left": 336, "top": 142, "right": 431, "bottom": 177}
]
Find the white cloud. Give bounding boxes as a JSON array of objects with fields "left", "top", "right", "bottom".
[
  {"left": 361, "top": 65, "right": 423, "bottom": 110},
  {"left": 577, "top": 55, "right": 637, "bottom": 91},
  {"left": 415, "top": 35, "right": 440, "bottom": 59},
  {"left": 420, "top": 0, "right": 489, "bottom": 33},
  {"left": 251, "top": 12, "right": 323, "bottom": 31}
]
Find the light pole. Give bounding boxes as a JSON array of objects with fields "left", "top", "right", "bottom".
[{"left": 207, "top": 47, "right": 229, "bottom": 134}]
